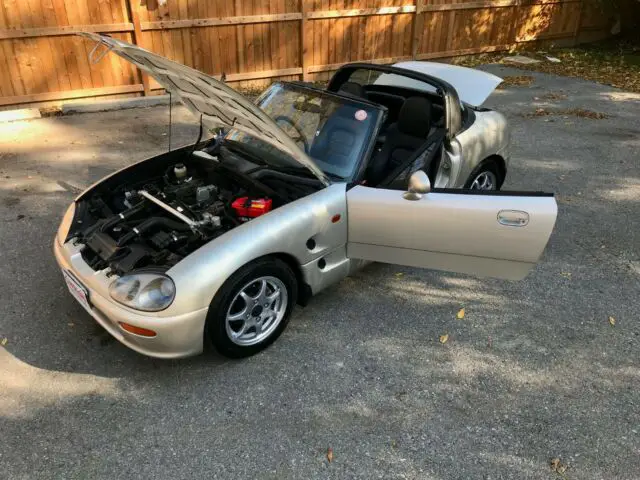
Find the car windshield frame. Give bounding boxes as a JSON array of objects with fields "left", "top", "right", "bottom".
[{"left": 250, "top": 82, "right": 384, "bottom": 182}]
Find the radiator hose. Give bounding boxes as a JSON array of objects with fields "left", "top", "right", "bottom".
[
  {"left": 117, "top": 217, "right": 191, "bottom": 246},
  {"left": 100, "top": 201, "right": 146, "bottom": 232}
]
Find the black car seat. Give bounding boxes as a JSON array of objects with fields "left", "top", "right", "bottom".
[
  {"left": 366, "top": 91, "right": 405, "bottom": 127},
  {"left": 338, "top": 81, "right": 365, "bottom": 98},
  {"left": 366, "top": 96, "right": 432, "bottom": 185}
]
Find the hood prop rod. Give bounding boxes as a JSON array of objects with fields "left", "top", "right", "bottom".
[
  {"left": 138, "top": 190, "right": 202, "bottom": 234},
  {"left": 168, "top": 91, "right": 172, "bottom": 152}
]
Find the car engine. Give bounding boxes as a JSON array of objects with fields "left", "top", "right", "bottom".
[{"left": 72, "top": 156, "right": 274, "bottom": 275}]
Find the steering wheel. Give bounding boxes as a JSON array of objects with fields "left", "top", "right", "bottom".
[{"left": 273, "top": 115, "right": 310, "bottom": 153}]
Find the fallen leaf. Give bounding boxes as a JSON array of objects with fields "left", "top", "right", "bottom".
[
  {"left": 326, "top": 447, "right": 333, "bottom": 463},
  {"left": 1, "top": 337, "right": 7, "bottom": 346},
  {"left": 499, "top": 75, "right": 535, "bottom": 87},
  {"left": 542, "top": 92, "right": 567, "bottom": 101},
  {"left": 609, "top": 316, "right": 616, "bottom": 326},
  {"left": 439, "top": 333, "right": 449, "bottom": 344},
  {"left": 560, "top": 272, "right": 572, "bottom": 278},
  {"left": 394, "top": 272, "right": 404, "bottom": 278},
  {"left": 68, "top": 322, "right": 75, "bottom": 327},
  {"left": 550, "top": 457, "right": 569, "bottom": 474},
  {"left": 457, "top": 308, "right": 465, "bottom": 319}
]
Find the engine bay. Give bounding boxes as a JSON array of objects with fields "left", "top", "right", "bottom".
[{"left": 68, "top": 144, "right": 322, "bottom": 275}]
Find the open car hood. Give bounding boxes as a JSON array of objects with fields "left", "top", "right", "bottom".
[
  {"left": 79, "top": 33, "right": 329, "bottom": 185},
  {"left": 375, "top": 61, "right": 503, "bottom": 107}
]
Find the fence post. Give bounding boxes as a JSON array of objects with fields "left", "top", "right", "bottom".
[
  {"left": 573, "top": 0, "right": 585, "bottom": 46},
  {"left": 124, "top": 0, "right": 151, "bottom": 96},
  {"left": 301, "top": 0, "right": 309, "bottom": 81},
  {"left": 411, "top": 0, "right": 424, "bottom": 59}
]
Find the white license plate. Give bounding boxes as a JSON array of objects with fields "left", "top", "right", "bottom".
[{"left": 62, "top": 270, "right": 91, "bottom": 311}]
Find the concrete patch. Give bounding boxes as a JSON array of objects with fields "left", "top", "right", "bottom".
[
  {"left": 0, "top": 108, "right": 41, "bottom": 123},
  {"left": 502, "top": 55, "right": 542, "bottom": 65}
]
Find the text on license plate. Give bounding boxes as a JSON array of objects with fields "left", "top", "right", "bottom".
[{"left": 62, "top": 270, "right": 91, "bottom": 311}]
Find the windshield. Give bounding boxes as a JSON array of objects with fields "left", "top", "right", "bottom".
[{"left": 225, "top": 83, "right": 381, "bottom": 180}]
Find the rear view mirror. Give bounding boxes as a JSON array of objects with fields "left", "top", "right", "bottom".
[{"left": 403, "top": 171, "right": 430, "bottom": 201}]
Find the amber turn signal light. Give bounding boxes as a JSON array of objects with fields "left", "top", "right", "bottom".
[{"left": 118, "top": 322, "right": 157, "bottom": 337}]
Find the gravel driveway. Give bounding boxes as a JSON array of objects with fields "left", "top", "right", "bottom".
[{"left": 1, "top": 66, "right": 638, "bottom": 479}]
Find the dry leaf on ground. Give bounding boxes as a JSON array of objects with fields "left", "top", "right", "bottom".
[
  {"left": 563, "top": 108, "right": 609, "bottom": 120},
  {"left": 326, "top": 447, "right": 333, "bottom": 463},
  {"left": 439, "top": 333, "right": 449, "bottom": 344},
  {"left": 453, "top": 40, "right": 640, "bottom": 94},
  {"left": 542, "top": 92, "right": 568, "bottom": 101},
  {"left": 394, "top": 272, "right": 404, "bottom": 278},
  {"left": 1, "top": 337, "right": 7, "bottom": 346},
  {"left": 609, "top": 316, "right": 616, "bottom": 326},
  {"left": 456, "top": 308, "right": 465, "bottom": 319},
  {"left": 498, "top": 75, "right": 534, "bottom": 88},
  {"left": 550, "top": 457, "right": 568, "bottom": 474},
  {"left": 522, "top": 107, "right": 608, "bottom": 120}
]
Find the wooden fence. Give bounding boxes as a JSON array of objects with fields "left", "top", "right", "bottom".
[{"left": 0, "top": 0, "right": 611, "bottom": 109}]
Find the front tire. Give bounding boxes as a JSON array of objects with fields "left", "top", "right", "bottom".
[
  {"left": 205, "top": 257, "right": 298, "bottom": 358},
  {"left": 465, "top": 162, "right": 502, "bottom": 191}
]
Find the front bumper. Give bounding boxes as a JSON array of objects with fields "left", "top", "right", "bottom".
[{"left": 54, "top": 238, "right": 207, "bottom": 359}]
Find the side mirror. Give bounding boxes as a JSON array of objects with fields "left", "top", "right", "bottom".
[{"left": 403, "top": 171, "right": 431, "bottom": 201}]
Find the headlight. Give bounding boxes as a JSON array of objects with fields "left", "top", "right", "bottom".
[
  {"left": 57, "top": 202, "right": 76, "bottom": 245},
  {"left": 109, "top": 273, "right": 176, "bottom": 312}
]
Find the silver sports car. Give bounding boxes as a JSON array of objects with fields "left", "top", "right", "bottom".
[{"left": 54, "top": 34, "right": 557, "bottom": 359}]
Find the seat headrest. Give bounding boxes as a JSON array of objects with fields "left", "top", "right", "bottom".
[
  {"left": 338, "top": 82, "right": 365, "bottom": 98},
  {"left": 398, "top": 97, "right": 432, "bottom": 138}
]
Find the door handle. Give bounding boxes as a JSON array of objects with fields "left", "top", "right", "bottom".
[{"left": 497, "top": 210, "right": 529, "bottom": 227}]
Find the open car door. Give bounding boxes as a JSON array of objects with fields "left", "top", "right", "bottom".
[{"left": 346, "top": 180, "right": 557, "bottom": 280}]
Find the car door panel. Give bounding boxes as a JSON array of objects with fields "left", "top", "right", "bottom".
[{"left": 346, "top": 185, "right": 557, "bottom": 280}]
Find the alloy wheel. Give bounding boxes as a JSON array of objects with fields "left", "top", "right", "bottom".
[
  {"left": 225, "top": 276, "right": 288, "bottom": 346},
  {"left": 470, "top": 170, "right": 498, "bottom": 191}
]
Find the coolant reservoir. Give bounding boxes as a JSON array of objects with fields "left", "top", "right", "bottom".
[{"left": 174, "top": 163, "right": 187, "bottom": 180}]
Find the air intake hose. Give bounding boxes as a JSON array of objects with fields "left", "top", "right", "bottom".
[{"left": 117, "top": 217, "right": 191, "bottom": 247}]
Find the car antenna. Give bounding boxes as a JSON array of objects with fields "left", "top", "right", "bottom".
[{"left": 167, "top": 91, "right": 172, "bottom": 152}]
